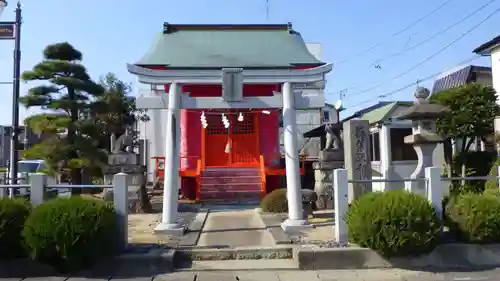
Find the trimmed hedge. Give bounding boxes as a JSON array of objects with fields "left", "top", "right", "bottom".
[
  {"left": 260, "top": 188, "right": 288, "bottom": 213},
  {"left": 346, "top": 190, "right": 440, "bottom": 257},
  {"left": 445, "top": 193, "right": 500, "bottom": 243},
  {"left": 0, "top": 198, "right": 30, "bottom": 259},
  {"left": 23, "top": 197, "right": 119, "bottom": 272}
]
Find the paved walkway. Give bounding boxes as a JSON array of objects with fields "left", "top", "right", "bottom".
[
  {"left": 6, "top": 268, "right": 500, "bottom": 280},
  {"left": 197, "top": 208, "right": 274, "bottom": 248}
]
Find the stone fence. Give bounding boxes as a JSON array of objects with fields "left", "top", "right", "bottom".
[
  {"left": 0, "top": 173, "right": 129, "bottom": 251},
  {"left": 332, "top": 166, "right": 500, "bottom": 246}
]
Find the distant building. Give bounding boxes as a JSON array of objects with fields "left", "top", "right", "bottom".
[
  {"left": 432, "top": 65, "right": 492, "bottom": 94},
  {"left": 0, "top": 125, "right": 42, "bottom": 168}
]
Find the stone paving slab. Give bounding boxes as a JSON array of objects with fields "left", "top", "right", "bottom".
[
  {"left": 5, "top": 268, "right": 500, "bottom": 280},
  {"left": 197, "top": 210, "right": 274, "bottom": 248}
]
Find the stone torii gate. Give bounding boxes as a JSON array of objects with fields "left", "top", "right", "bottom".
[{"left": 129, "top": 64, "right": 333, "bottom": 234}]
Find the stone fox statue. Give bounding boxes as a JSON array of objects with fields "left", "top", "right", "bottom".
[
  {"left": 324, "top": 123, "right": 342, "bottom": 150},
  {"left": 112, "top": 129, "right": 135, "bottom": 153}
]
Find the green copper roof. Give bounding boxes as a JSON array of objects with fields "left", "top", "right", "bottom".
[
  {"left": 359, "top": 101, "right": 413, "bottom": 124},
  {"left": 136, "top": 24, "right": 324, "bottom": 68}
]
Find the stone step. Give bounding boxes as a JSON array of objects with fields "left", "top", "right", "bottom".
[
  {"left": 200, "top": 191, "right": 262, "bottom": 201},
  {"left": 176, "top": 259, "right": 297, "bottom": 271},
  {"left": 201, "top": 176, "right": 261, "bottom": 185},
  {"left": 200, "top": 182, "right": 261, "bottom": 189},
  {"left": 202, "top": 168, "right": 260, "bottom": 177}
]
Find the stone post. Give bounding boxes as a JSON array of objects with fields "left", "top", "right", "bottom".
[{"left": 343, "top": 119, "right": 372, "bottom": 203}]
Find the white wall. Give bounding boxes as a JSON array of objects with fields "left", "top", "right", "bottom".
[{"left": 492, "top": 47, "right": 500, "bottom": 104}]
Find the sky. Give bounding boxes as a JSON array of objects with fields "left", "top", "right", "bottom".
[{"left": 0, "top": 0, "right": 498, "bottom": 125}]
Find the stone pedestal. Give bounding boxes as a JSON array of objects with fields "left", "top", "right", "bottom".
[{"left": 313, "top": 160, "right": 343, "bottom": 209}]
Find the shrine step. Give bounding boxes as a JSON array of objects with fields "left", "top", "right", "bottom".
[
  {"left": 201, "top": 176, "right": 261, "bottom": 185},
  {"left": 202, "top": 168, "right": 260, "bottom": 178},
  {"left": 200, "top": 190, "right": 262, "bottom": 201}
]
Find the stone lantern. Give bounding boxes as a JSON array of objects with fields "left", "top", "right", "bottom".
[{"left": 395, "top": 87, "right": 450, "bottom": 195}]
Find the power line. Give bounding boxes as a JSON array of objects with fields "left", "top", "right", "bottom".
[
  {"left": 370, "top": 0, "right": 497, "bottom": 67},
  {"left": 334, "top": 0, "right": 456, "bottom": 65},
  {"left": 344, "top": 6, "right": 500, "bottom": 99},
  {"left": 346, "top": 55, "right": 482, "bottom": 110}
]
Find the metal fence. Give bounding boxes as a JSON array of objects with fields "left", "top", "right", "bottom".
[
  {"left": 332, "top": 166, "right": 500, "bottom": 247},
  {"left": 0, "top": 173, "right": 129, "bottom": 251}
]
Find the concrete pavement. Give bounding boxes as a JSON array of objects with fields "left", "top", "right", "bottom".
[
  {"left": 6, "top": 268, "right": 500, "bottom": 280},
  {"left": 197, "top": 209, "right": 274, "bottom": 248}
]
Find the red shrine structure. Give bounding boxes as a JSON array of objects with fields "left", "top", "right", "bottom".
[{"left": 130, "top": 23, "right": 330, "bottom": 206}]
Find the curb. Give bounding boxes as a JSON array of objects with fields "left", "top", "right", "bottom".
[
  {"left": 0, "top": 249, "right": 176, "bottom": 278},
  {"left": 294, "top": 244, "right": 500, "bottom": 270},
  {"left": 176, "top": 246, "right": 294, "bottom": 261}
]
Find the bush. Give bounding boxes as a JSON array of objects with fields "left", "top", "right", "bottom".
[
  {"left": 346, "top": 190, "right": 440, "bottom": 257},
  {"left": 260, "top": 188, "right": 288, "bottom": 213},
  {"left": 0, "top": 198, "right": 30, "bottom": 259},
  {"left": 450, "top": 151, "right": 496, "bottom": 195},
  {"left": 24, "top": 197, "right": 119, "bottom": 272},
  {"left": 445, "top": 193, "right": 500, "bottom": 243}
]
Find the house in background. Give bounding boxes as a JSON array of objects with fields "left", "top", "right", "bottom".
[
  {"left": 342, "top": 101, "right": 447, "bottom": 193},
  {"left": 432, "top": 65, "right": 492, "bottom": 93},
  {"left": 473, "top": 35, "right": 500, "bottom": 100},
  {"left": 0, "top": 125, "right": 41, "bottom": 168},
  {"left": 473, "top": 35, "right": 500, "bottom": 154}
]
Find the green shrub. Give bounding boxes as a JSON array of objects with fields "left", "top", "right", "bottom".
[
  {"left": 445, "top": 193, "right": 500, "bottom": 243},
  {"left": 260, "top": 188, "right": 288, "bottom": 213},
  {"left": 346, "top": 190, "right": 440, "bottom": 257},
  {"left": 0, "top": 198, "right": 30, "bottom": 259},
  {"left": 449, "top": 151, "right": 496, "bottom": 195},
  {"left": 23, "top": 197, "right": 119, "bottom": 272}
]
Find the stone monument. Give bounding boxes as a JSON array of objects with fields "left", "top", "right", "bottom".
[
  {"left": 343, "top": 119, "right": 372, "bottom": 203},
  {"left": 395, "top": 87, "right": 450, "bottom": 196},
  {"left": 102, "top": 130, "right": 146, "bottom": 210},
  {"left": 306, "top": 122, "right": 344, "bottom": 209}
]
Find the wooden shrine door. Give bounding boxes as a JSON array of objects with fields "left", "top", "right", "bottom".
[{"left": 204, "top": 111, "right": 260, "bottom": 167}]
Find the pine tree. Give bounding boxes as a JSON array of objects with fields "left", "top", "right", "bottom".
[{"left": 21, "top": 42, "right": 105, "bottom": 192}]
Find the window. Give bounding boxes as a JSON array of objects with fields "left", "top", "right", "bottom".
[
  {"left": 17, "top": 162, "right": 39, "bottom": 173},
  {"left": 369, "top": 132, "right": 380, "bottom": 161},
  {"left": 323, "top": 111, "right": 330, "bottom": 122},
  {"left": 390, "top": 128, "right": 417, "bottom": 161}
]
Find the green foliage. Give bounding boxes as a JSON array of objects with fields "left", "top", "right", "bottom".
[
  {"left": 260, "top": 188, "right": 288, "bottom": 213},
  {"left": 0, "top": 198, "right": 31, "bottom": 259},
  {"left": 346, "top": 190, "right": 440, "bottom": 257},
  {"left": 445, "top": 193, "right": 500, "bottom": 243},
  {"left": 20, "top": 42, "right": 106, "bottom": 181},
  {"left": 23, "top": 197, "right": 119, "bottom": 272},
  {"left": 430, "top": 83, "right": 499, "bottom": 151},
  {"left": 447, "top": 151, "right": 496, "bottom": 195}
]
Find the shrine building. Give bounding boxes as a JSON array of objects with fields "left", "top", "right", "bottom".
[{"left": 129, "top": 23, "right": 332, "bottom": 233}]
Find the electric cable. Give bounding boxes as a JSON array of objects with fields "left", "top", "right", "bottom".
[
  {"left": 370, "top": 0, "right": 497, "bottom": 67},
  {"left": 334, "top": 0, "right": 456, "bottom": 65},
  {"left": 345, "top": 55, "right": 482, "bottom": 110},
  {"left": 344, "top": 6, "right": 500, "bottom": 99}
]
